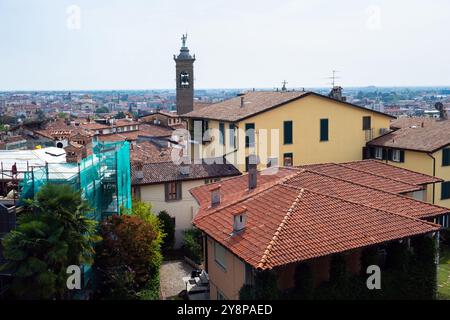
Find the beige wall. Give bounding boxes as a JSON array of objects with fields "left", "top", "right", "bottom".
[
  {"left": 207, "top": 236, "right": 246, "bottom": 300},
  {"left": 136, "top": 179, "right": 202, "bottom": 248}
]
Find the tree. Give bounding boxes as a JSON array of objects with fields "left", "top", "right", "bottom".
[
  {"left": 158, "top": 211, "right": 175, "bottom": 252},
  {"left": 293, "top": 263, "right": 314, "bottom": 300},
  {"left": 95, "top": 106, "right": 110, "bottom": 114},
  {"left": 182, "top": 228, "right": 202, "bottom": 265},
  {"left": 0, "top": 184, "right": 98, "bottom": 299},
  {"left": 115, "top": 111, "right": 126, "bottom": 119},
  {"left": 239, "top": 270, "right": 279, "bottom": 300},
  {"left": 94, "top": 200, "right": 163, "bottom": 300}
]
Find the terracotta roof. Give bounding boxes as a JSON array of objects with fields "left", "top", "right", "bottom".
[
  {"left": 130, "top": 141, "right": 173, "bottom": 164},
  {"left": 98, "top": 124, "right": 173, "bottom": 142},
  {"left": 131, "top": 159, "right": 241, "bottom": 185},
  {"left": 285, "top": 170, "right": 448, "bottom": 219},
  {"left": 340, "top": 160, "right": 442, "bottom": 185},
  {"left": 300, "top": 163, "right": 422, "bottom": 194},
  {"left": 368, "top": 119, "right": 450, "bottom": 153},
  {"left": 182, "top": 91, "right": 394, "bottom": 122},
  {"left": 390, "top": 117, "right": 437, "bottom": 130},
  {"left": 192, "top": 168, "right": 441, "bottom": 270}
]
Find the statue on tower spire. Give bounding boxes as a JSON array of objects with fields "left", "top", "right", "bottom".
[{"left": 181, "top": 33, "right": 188, "bottom": 47}]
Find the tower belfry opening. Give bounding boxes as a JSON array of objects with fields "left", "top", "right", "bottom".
[{"left": 174, "top": 34, "right": 196, "bottom": 115}]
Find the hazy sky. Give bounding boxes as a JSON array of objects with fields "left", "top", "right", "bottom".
[{"left": 1, "top": 0, "right": 450, "bottom": 90}]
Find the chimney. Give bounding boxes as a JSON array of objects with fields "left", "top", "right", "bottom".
[
  {"left": 135, "top": 161, "right": 144, "bottom": 180},
  {"left": 209, "top": 184, "right": 221, "bottom": 207},
  {"left": 180, "top": 165, "right": 190, "bottom": 175},
  {"left": 232, "top": 207, "right": 248, "bottom": 233},
  {"left": 248, "top": 154, "right": 258, "bottom": 190},
  {"left": 240, "top": 96, "right": 244, "bottom": 108}
]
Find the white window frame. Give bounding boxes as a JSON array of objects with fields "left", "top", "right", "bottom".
[
  {"left": 392, "top": 149, "right": 401, "bottom": 162},
  {"left": 214, "top": 242, "right": 227, "bottom": 270},
  {"left": 375, "top": 147, "right": 383, "bottom": 160}
]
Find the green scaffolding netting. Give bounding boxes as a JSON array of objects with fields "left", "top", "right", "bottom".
[{"left": 20, "top": 141, "right": 132, "bottom": 220}]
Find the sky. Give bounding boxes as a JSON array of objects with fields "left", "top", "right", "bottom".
[{"left": 1, "top": 0, "right": 450, "bottom": 91}]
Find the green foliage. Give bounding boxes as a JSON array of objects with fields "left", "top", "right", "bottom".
[
  {"left": 238, "top": 270, "right": 279, "bottom": 300},
  {"left": 137, "top": 271, "right": 160, "bottom": 300},
  {"left": 293, "top": 263, "right": 314, "bottom": 300},
  {"left": 182, "top": 228, "right": 203, "bottom": 265},
  {"left": 329, "top": 254, "right": 348, "bottom": 284},
  {"left": 115, "top": 111, "right": 126, "bottom": 119},
  {"left": 95, "top": 106, "right": 110, "bottom": 114},
  {"left": 0, "top": 184, "right": 98, "bottom": 299},
  {"left": 94, "top": 199, "right": 163, "bottom": 300},
  {"left": 158, "top": 211, "right": 175, "bottom": 253}
]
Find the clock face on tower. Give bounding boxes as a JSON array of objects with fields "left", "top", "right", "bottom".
[{"left": 180, "top": 71, "right": 190, "bottom": 88}]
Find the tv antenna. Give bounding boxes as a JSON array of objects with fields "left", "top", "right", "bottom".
[
  {"left": 326, "top": 70, "right": 341, "bottom": 87},
  {"left": 281, "top": 80, "right": 288, "bottom": 91}
]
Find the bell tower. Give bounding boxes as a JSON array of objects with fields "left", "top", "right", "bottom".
[{"left": 174, "top": 34, "right": 195, "bottom": 115}]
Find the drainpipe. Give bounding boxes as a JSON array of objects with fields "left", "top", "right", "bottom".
[
  {"left": 435, "top": 231, "right": 440, "bottom": 300},
  {"left": 427, "top": 153, "right": 436, "bottom": 204}
]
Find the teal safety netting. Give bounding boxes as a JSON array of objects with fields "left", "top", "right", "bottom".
[{"left": 20, "top": 141, "right": 132, "bottom": 220}]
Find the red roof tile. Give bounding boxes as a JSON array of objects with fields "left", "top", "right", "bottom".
[
  {"left": 340, "top": 160, "right": 442, "bottom": 185},
  {"left": 191, "top": 162, "right": 445, "bottom": 270}
]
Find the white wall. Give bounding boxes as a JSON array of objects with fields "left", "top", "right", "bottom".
[{"left": 137, "top": 180, "right": 203, "bottom": 248}]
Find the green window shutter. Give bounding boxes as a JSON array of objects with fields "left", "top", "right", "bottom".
[
  {"left": 400, "top": 150, "right": 405, "bottom": 163},
  {"left": 320, "top": 119, "right": 329, "bottom": 142},
  {"left": 441, "top": 182, "right": 450, "bottom": 200},
  {"left": 443, "top": 149, "right": 450, "bottom": 166},
  {"left": 363, "top": 116, "right": 372, "bottom": 130},
  {"left": 283, "top": 121, "right": 293, "bottom": 144},
  {"left": 387, "top": 149, "right": 393, "bottom": 161},
  {"left": 219, "top": 123, "right": 225, "bottom": 145},
  {"left": 245, "top": 123, "right": 255, "bottom": 148}
]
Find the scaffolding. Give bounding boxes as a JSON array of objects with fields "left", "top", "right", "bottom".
[{"left": 19, "top": 141, "right": 132, "bottom": 220}]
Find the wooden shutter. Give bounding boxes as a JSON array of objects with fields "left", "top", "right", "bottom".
[
  {"left": 387, "top": 149, "right": 393, "bottom": 161},
  {"left": 443, "top": 149, "right": 450, "bottom": 166},
  {"left": 284, "top": 121, "right": 293, "bottom": 144},
  {"left": 400, "top": 150, "right": 405, "bottom": 163},
  {"left": 164, "top": 183, "right": 169, "bottom": 201},
  {"left": 176, "top": 182, "right": 182, "bottom": 200},
  {"left": 320, "top": 119, "right": 329, "bottom": 141}
]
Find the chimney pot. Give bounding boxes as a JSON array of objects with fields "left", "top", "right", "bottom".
[
  {"left": 248, "top": 154, "right": 258, "bottom": 190},
  {"left": 209, "top": 184, "right": 221, "bottom": 206},
  {"left": 232, "top": 206, "right": 247, "bottom": 233}
]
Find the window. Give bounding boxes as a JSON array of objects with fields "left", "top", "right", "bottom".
[
  {"left": 443, "top": 148, "right": 450, "bottom": 166},
  {"left": 205, "top": 178, "right": 221, "bottom": 185},
  {"left": 229, "top": 124, "right": 236, "bottom": 149},
  {"left": 219, "top": 122, "right": 225, "bottom": 145},
  {"left": 214, "top": 242, "right": 227, "bottom": 269},
  {"left": 363, "top": 116, "right": 372, "bottom": 130},
  {"left": 165, "top": 182, "right": 182, "bottom": 201},
  {"left": 245, "top": 123, "right": 255, "bottom": 148},
  {"left": 391, "top": 149, "right": 405, "bottom": 163},
  {"left": 283, "top": 153, "right": 293, "bottom": 167},
  {"left": 283, "top": 121, "right": 293, "bottom": 145},
  {"left": 320, "top": 119, "right": 329, "bottom": 142},
  {"left": 375, "top": 147, "right": 383, "bottom": 160},
  {"left": 442, "top": 182, "right": 450, "bottom": 200}
]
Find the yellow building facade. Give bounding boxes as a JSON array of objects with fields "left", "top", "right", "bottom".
[{"left": 184, "top": 92, "right": 394, "bottom": 172}]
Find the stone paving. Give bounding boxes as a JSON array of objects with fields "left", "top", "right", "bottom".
[{"left": 160, "top": 260, "right": 194, "bottom": 299}]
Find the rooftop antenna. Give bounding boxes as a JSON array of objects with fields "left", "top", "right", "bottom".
[
  {"left": 281, "top": 80, "right": 288, "bottom": 91},
  {"left": 326, "top": 70, "right": 341, "bottom": 87}
]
